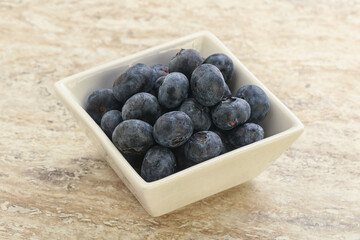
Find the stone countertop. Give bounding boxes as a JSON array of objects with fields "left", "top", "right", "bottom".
[{"left": 1, "top": 0, "right": 359, "bottom": 239}]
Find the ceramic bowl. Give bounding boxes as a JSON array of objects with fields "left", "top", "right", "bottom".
[{"left": 54, "top": 31, "right": 304, "bottom": 217}]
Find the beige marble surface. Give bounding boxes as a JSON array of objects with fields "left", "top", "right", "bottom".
[{"left": 1, "top": 0, "right": 360, "bottom": 239}]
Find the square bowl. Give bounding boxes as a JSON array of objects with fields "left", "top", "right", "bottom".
[{"left": 54, "top": 31, "right": 304, "bottom": 217}]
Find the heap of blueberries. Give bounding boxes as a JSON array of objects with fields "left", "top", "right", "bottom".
[{"left": 85, "top": 49, "right": 270, "bottom": 182}]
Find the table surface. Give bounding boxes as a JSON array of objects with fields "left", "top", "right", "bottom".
[{"left": 1, "top": 0, "right": 360, "bottom": 239}]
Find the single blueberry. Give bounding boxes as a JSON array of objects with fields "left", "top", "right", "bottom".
[
  {"left": 183, "top": 131, "right": 224, "bottom": 163},
  {"left": 190, "top": 64, "right": 225, "bottom": 107},
  {"left": 113, "top": 63, "right": 153, "bottom": 104},
  {"left": 122, "top": 92, "right": 161, "bottom": 125},
  {"left": 178, "top": 98, "right": 211, "bottom": 131},
  {"left": 141, "top": 145, "right": 176, "bottom": 182},
  {"left": 85, "top": 89, "right": 122, "bottom": 125},
  {"left": 227, "top": 123, "right": 264, "bottom": 148},
  {"left": 235, "top": 85, "right": 270, "bottom": 123},
  {"left": 100, "top": 110, "right": 123, "bottom": 138},
  {"left": 169, "top": 49, "right": 203, "bottom": 79},
  {"left": 153, "top": 111, "right": 193, "bottom": 148},
  {"left": 112, "top": 119, "right": 154, "bottom": 167},
  {"left": 211, "top": 97, "right": 251, "bottom": 130},
  {"left": 158, "top": 72, "right": 189, "bottom": 109},
  {"left": 203, "top": 53, "right": 234, "bottom": 84}
]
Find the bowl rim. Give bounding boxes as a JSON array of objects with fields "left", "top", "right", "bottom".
[{"left": 54, "top": 31, "right": 304, "bottom": 191}]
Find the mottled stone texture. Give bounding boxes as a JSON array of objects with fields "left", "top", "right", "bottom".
[{"left": 1, "top": 0, "right": 360, "bottom": 239}]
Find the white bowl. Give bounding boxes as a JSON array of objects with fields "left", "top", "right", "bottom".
[{"left": 54, "top": 31, "right": 304, "bottom": 217}]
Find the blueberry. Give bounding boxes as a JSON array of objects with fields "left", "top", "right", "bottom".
[
  {"left": 141, "top": 145, "right": 176, "bottom": 182},
  {"left": 211, "top": 129, "right": 234, "bottom": 153},
  {"left": 85, "top": 89, "right": 122, "bottom": 125},
  {"left": 183, "top": 131, "right": 224, "bottom": 163},
  {"left": 169, "top": 49, "right": 203, "bottom": 79},
  {"left": 173, "top": 145, "right": 198, "bottom": 171},
  {"left": 112, "top": 119, "right": 154, "bottom": 166},
  {"left": 158, "top": 72, "right": 189, "bottom": 109},
  {"left": 211, "top": 97, "right": 251, "bottom": 130},
  {"left": 151, "top": 75, "right": 166, "bottom": 97},
  {"left": 178, "top": 98, "right": 211, "bottom": 131},
  {"left": 235, "top": 85, "right": 270, "bottom": 123},
  {"left": 100, "top": 110, "right": 123, "bottom": 138},
  {"left": 113, "top": 63, "right": 153, "bottom": 104},
  {"left": 153, "top": 111, "right": 193, "bottom": 148},
  {"left": 227, "top": 123, "right": 264, "bottom": 148},
  {"left": 223, "top": 83, "right": 232, "bottom": 98},
  {"left": 151, "top": 64, "right": 169, "bottom": 86},
  {"left": 122, "top": 92, "right": 161, "bottom": 125},
  {"left": 203, "top": 53, "right": 234, "bottom": 84},
  {"left": 190, "top": 64, "right": 225, "bottom": 107}
]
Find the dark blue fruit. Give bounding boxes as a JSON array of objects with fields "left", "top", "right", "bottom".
[
  {"left": 227, "top": 123, "right": 264, "bottom": 148},
  {"left": 178, "top": 98, "right": 211, "bottom": 131},
  {"left": 112, "top": 119, "right": 154, "bottom": 164},
  {"left": 211, "top": 97, "right": 251, "bottom": 130},
  {"left": 122, "top": 92, "right": 161, "bottom": 125},
  {"left": 169, "top": 49, "right": 203, "bottom": 79},
  {"left": 158, "top": 72, "right": 189, "bottom": 109},
  {"left": 190, "top": 64, "right": 225, "bottom": 107},
  {"left": 183, "top": 131, "right": 223, "bottom": 163},
  {"left": 85, "top": 89, "right": 122, "bottom": 125},
  {"left": 235, "top": 85, "right": 270, "bottom": 123},
  {"left": 113, "top": 63, "right": 153, "bottom": 104},
  {"left": 174, "top": 145, "right": 198, "bottom": 171},
  {"left": 141, "top": 145, "right": 176, "bottom": 182},
  {"left": 211, "top": 129, "right": 234, "bottom": 153},
  {"left": 153, "top": 111, "right": 193, "bottom": 148},
  {"left": 223, "top": 83, "right": 232, "bottom": 98},
  {"left": 203, "top": 53, "right": 234, "bottom": 83},
  {"left": 152, "top": 75, "right": 166, "bottom": 97},
  {"left": 100, "top": 110, "right": 123, "bottom": 138},
  {"left": 151, "top": 64, "right": 169, "bottom": 86}
]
